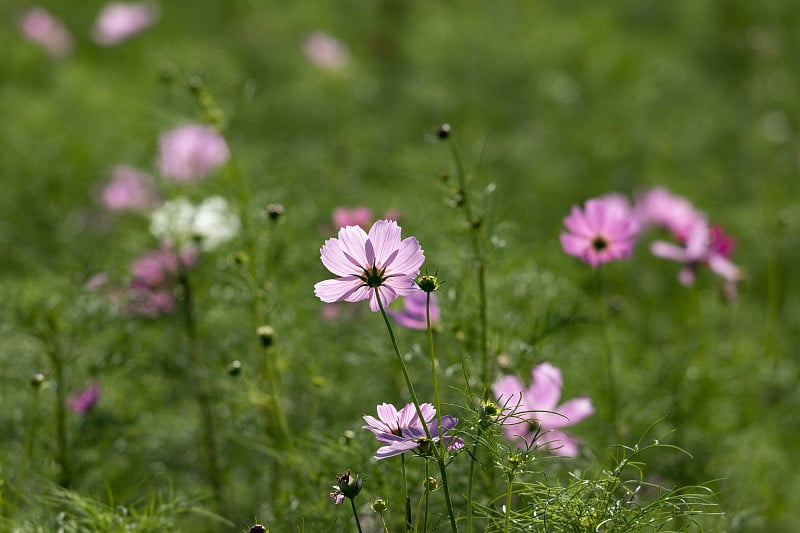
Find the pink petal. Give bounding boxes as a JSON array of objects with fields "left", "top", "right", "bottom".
[
  {"left": 542, "top": 430, "right": 580, "bottom": 457},
  {"left": 494, "top": 375, "right": 527, "bottom": 413},
  {"left": 313, "top": 277, "right": 364, "bottom": 303},
  {"left": 530, "top": 362, "right": 562, "bottom": 411},
  {"left": 337, "top": 225, "right": 369, "bottom": 266},
  {"left": 368, "top": 220, "right": 402, "bottom": 267},
  {"left": 651, "top": 241, "right": 689, "bottom": 262},
  {"left": 560, "top": 232, "right": 590, "bottom": 258},
  {"left": 541, "top": 397, "right": 594, "bottom": 429},
  {"left": 563, "top": 207, "right": 592, "bottom": 238},
  {"left": 708, "top": 254, "right": 741, "bottom": 282},
  {"left": 320, "top": 238, "right": 361, "bottom": 276}
]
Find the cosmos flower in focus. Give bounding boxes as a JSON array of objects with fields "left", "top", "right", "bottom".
[
  {"left": 66, "top": 382, "right": 101, "bottom": 414},
  {"left": 19, "top": 7, "right": 73, "bottom": 58},
  {"left": 92, "top": 2, "right": 158, "bottom": 46},
  {"left": 363, "top": 402, "right": 463, "bottom": 460},
  {"left": 100, "top": 165, "right": 161, "bottom": 212},
  {"left": 494, "top": 362, "right": 594, "bottom": 457},
  {"left": 560, "top": 194, "right": 639, "bottom": 268},
  {"left": 314, "top": 220, "right": 424, "bottom": 312},
  {"left": 303, "top": 31, "right": 350, "bottom": 71},
  {"left": 157, "top": 124, "right": 230, "bottom": 182},
  {"left": 149, "top": 196, "right": 240, "bottom": 251},
  {"left": 389, "top": 290, "right": 440, "bottom": 330}
]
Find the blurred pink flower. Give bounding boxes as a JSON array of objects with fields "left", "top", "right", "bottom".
[
  {"left": 651, "top": 218, "right": 741, "bottom": 289},
  {"left": 84, "top": 272, "right": 109, "bottom": 290},
  {"left": 92, "top": 2, "right": 158, "bottom": 46},
  {"left": 157, "top": 124, "right": 230, "bottom": 182},
  {"left": 390, "top": 290, "right": 440, "bottom": 330},
  {"left": 494, "top": 362, "right": 594, "bottom": 457},
  {"left": 19, "top": 7, "right": 73, "bottom": 58},
  {"left": 303, "top": 31, "right": 350, "bottom": 70},
  {"left": 634, "top": 187, "right": 704, "bottom": 239},
  {"left": 333, "top": 206, "right": 373, "bottom": 229},
  {"left": 66, "top": 382, "right": 101, "bottom": 414},
  {"left": 101, "top": 165, "right": 161, "bottom": 212},
  {"left": 560, "top": 194, "right": 639, "bottom": 268},
  {"left": 127, "top": 242, "right": 197, "bottom": 317},
  {"left": 314, "top": 220, "right": 424, "bottom": 312}
]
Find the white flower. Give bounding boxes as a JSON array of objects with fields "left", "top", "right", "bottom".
[{"left": 150, "top": 196, "right": 239, "bottom": 251}]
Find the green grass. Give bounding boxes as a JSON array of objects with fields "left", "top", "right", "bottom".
[{"left": 2, "top": 1, "right": 799, "bottom": 531}]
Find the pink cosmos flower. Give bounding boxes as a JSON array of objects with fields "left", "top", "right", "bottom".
[
  {"left": 333, "top": 206, "right": 373, "bottom": 229},
  {"left": 127, "top": 242, "right": 197, "bottom": 317},
  {"left": 303, "top": 31, "right": 350, "bottom": 70},
  {"left": 66, "top": 382, "right": 101, "bottom": 414},
  {"left": 92, "top": 2, "right": 158, "bottom": 46},
  {"left": 560, "top": 194, "right": 639, "bottom": 268},
  {"left": 634, "top": 187, "right": 704, "bottom": 239},
  {"left": 157, "top": 124, "right": 230, "bottom": 182},
  {"left": 493, "top": 362, "right": 594, "bottom": 457},
  {"left": 651, "top": 218, "right": 741, "bottom": 288},
  {"left": 390, "top": 290, "right": 440, "bottom": 330},
  {"left": 314, "top": 220, "right": 424, "bottom": 312},
  {"left": 101, "top": 165, "right": 161, "bottom": 212},
  {"left": 363, "top": 402, "right": 464, "bottom": 460},
  {"left": 19, "top": 7, "right": 74, "bottom": 58}
]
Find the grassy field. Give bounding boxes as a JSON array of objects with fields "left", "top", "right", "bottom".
[{"left": 2, "top": 1, "right": 799, "bottom": 531}]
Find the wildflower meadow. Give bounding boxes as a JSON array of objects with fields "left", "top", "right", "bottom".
[{"left": 2, "top": 1, "right": 800, "bottom": 532}]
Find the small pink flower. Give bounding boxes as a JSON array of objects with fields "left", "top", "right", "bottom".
[
  {"left": 19, "top": 7, "right": 73, "bottom": 58},
  {"left": 101, "top": 165, "right": 161, "bottom": 212},
  {"left": 333, "top": 206, "right": 373, "bottom": 229},
  {"left": 494, "top": 362, "right": 594, "bottom": 457},
  {"left": 303, "top": 31, "right": 350, "bottom": 70},
  {"left": 390, "top": 290, "right": 440, "bottom": 330},
  {"left": 127, "top": 242, "right": 197, "bottom": 317},
  {"left": 634, "top": 187, "right": 704, "bottom": 239},
  {"left": 92, "top": 2, "right": 158, "bottom": 46},
  {"left": 560, "top": 194, "right": 639, "bottom": 268},
  {"left": 363, "top": 402, "right": 463, "bottom": 460},
  {"left": 157, "top": 124, "right": 230, "bottom": 182},
  {"left": 66, "top": 382, "right": 102, "bottom": 414},
  {"left": 314, "top": 220, "right": 425, "bottom": 312},
  {"left": 651, "top": 218, "right": 741, "bottom": 289}
]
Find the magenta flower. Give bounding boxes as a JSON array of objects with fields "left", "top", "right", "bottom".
[
  {"left": 100, "top": 165, "right": 161, "bottom": 212},
  {"left": 651, "top": 218, "right": 741, "bottom": 289},
  {"left": 634, "top": 187, "right": 705, "bottom": 239},
  {"left": 314, "top": 220, "right": 424, "bottom": 312},
  {"left": 363, "top": 402, "right": 463, "bottom": 460},
  {"left": 303, "top": 31, "right": 350, "bottom": 71},
  {"left": 66, "top": 382, "right": 101, "bottom": 414},
  {"left": 560, "top": 194, "right": 639, "bottom": 268},
  {"left": 390, "top": 290, "right": 440, "bottom": 330},
  {"left": 19, "top": 7, "right": 73, "bottom": 58},
  {"left": 157, "top": 124, "right": 230, "bottom": 182},
  {"left": 92, "top": 2, "right": 158, "bottom": 46},
  {"left": 493, "top": 362, "right": 594, "bottom": 457},
  {"left": 333, "top": 206, "right": 373, "bottom": 229}
]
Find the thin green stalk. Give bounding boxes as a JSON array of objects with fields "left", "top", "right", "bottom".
[
  {"left": 423, "top": 462, "right": 430, "bottom": 533},
  {"left": 596, "top": 268, "right": 620, "bottom": 442},
  {"left": 12, "top": 382, "right": 43, "bottom": 513},
  {"left": 402, "top": 453, "right": 412, "bottom": 532},
  {"left": 376, "top": 293, "right": 458, "bottom": 532},
  {"left": 426, "top": 292, "right": 443, "bottom": 441},
  {"left": 504, "top": 477, "right": 513, "bottom": 533},
  {"left": 350, "top": 497, "right": 364, "bottom": 533},
  {"left": 465, "top": 431, "right": 483, "bottom": 533},
  {"left": 178, "top": 271, "right": 223, "bottom": 510},
  {"left": 47, "top": 344, "right": 70, "bottom": 488},
  {"left": 447, "top": 139, "right": 490, "bottom": 392}
]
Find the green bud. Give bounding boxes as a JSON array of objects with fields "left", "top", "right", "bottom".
[
  {"left": 415, "top": 272, "right": 441, "bottom": 293},
  {"left": 437, "top": 123, "right": 451, "bottom": 139},
  {"left": 228, "top": 360, "right": 242, "bottom": 377},
  {"left": 335, "top": 470, "right": 363, "bottom": 500},
  {"left": 31, "top": 373, "right": 45, "bottom": 388},
  {"left": 371, "top": 498, "right": 388, "bottom": 513},
  {"left": 423, "top": 476, "right": 439, "bottom": 491},
  {"left": 266, "top": 204, "right": 285, "bottom": 221},
  {"left": 249, "top": 525, "right": 267, "bottom": 533},
  {"left": 257, "top": 325, "right": 275, "bottom": 347}
]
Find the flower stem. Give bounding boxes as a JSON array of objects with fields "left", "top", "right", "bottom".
[
  {"left": 401, "top": 453, "right": 412, "bottom": 532},
  {"left": 349, "top": 497, "right": 364, "bottom": 533},
  {"left": 445, "top": 138, "right": 491, "bottom": 393},
  {"left": 423, "top": 462, "right": 430, "bottom": 533},
  {"left": 376, "top": 293, "right": 458, "bottom": 532},
  {"left": 45, "top": 340, "right": 70, "bottom": 488},
  {"left": 503, "top": 476, "right": 513, "bottom": 533},
  {"left": 596, "top": 268, "right": 620, "bottom": 442},
  {"left": 178, "top": 270, "right": 223, "bottom": 511},
  {"left": 426, "top": 292, "right": 443, "bottom": 442}
]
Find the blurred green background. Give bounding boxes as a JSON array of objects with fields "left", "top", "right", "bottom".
[{"left": 1, "top": 1, "right": 799, "bottom": 531}]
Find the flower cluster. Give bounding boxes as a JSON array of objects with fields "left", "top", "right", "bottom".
[
  {"left": 363, "top": 402, "right": 464, "bottom": 460},
  {"left": 494, "top": 362, "right": 594, "bottom": 457},
  {"left": 149, "top": 196, "right": 240, "bottom": 251},
  {"left": 127, "top": 242, "right": 197, "bottom": 317},
  {"left": 561, "top": 187, "right": 742, "bottom": 294}
]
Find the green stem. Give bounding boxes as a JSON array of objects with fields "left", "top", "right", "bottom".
[
  {"left": 48, "top": 344, "right": 70, "bottom": 488},
  {"left": 376, "top": 293, "right": 458, "bottom": 532},
  {"left": 426, "top": 293, "right": 443, "bottom": 442},
  {"left": 402, "top": 453, "right": 411, "bottom": 532},
  {"left": 465, "top": 431, "right": 483, "bottom": 533},
  {"left": 179, "top": 271, "right": 223, "bottom": 510},
  {"left": 423, "top": 462, "right": 430, "bottom": 533},
  {"left": 596, "top": 268, "right": 620, "bottom": 442},
  {"left": 503, "top": 476, "right": 513, "bottom": 533},
  {"left": 350, "top": 497, "right": 364, "bottom": 533},
  {"left": 447, "top": 140, "right": 490, "bottom": 393}
]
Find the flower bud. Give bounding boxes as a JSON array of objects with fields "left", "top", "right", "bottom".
[
  {"left": 228, "top": 360, "right": 242, "bottom": 377},
  {"left": 31, "top": 373, "right": 45, "bottom": 388},
  {"left": 336, "top": 470, "right": 363, "bottom": 500},
  {"left": 257, "top": 325, "right": 275, "bottom": 347},
  {"left": 415, "top": 272, "right": 441, "bottom": 293},
  {"left": 266, "top": 204, "right": 285, "bottom": 221},
  {"left": 371, "top": 498, "right": 388, "bottom": 513},
  {"left": 249, "top": 525, "right": 267, "bottom": 533},
  {"left": 423, "top": 476, "right": 439, "bottom": 491},
  {"left": 437, "top": 123, "right": 451, "bottom": 139}
]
